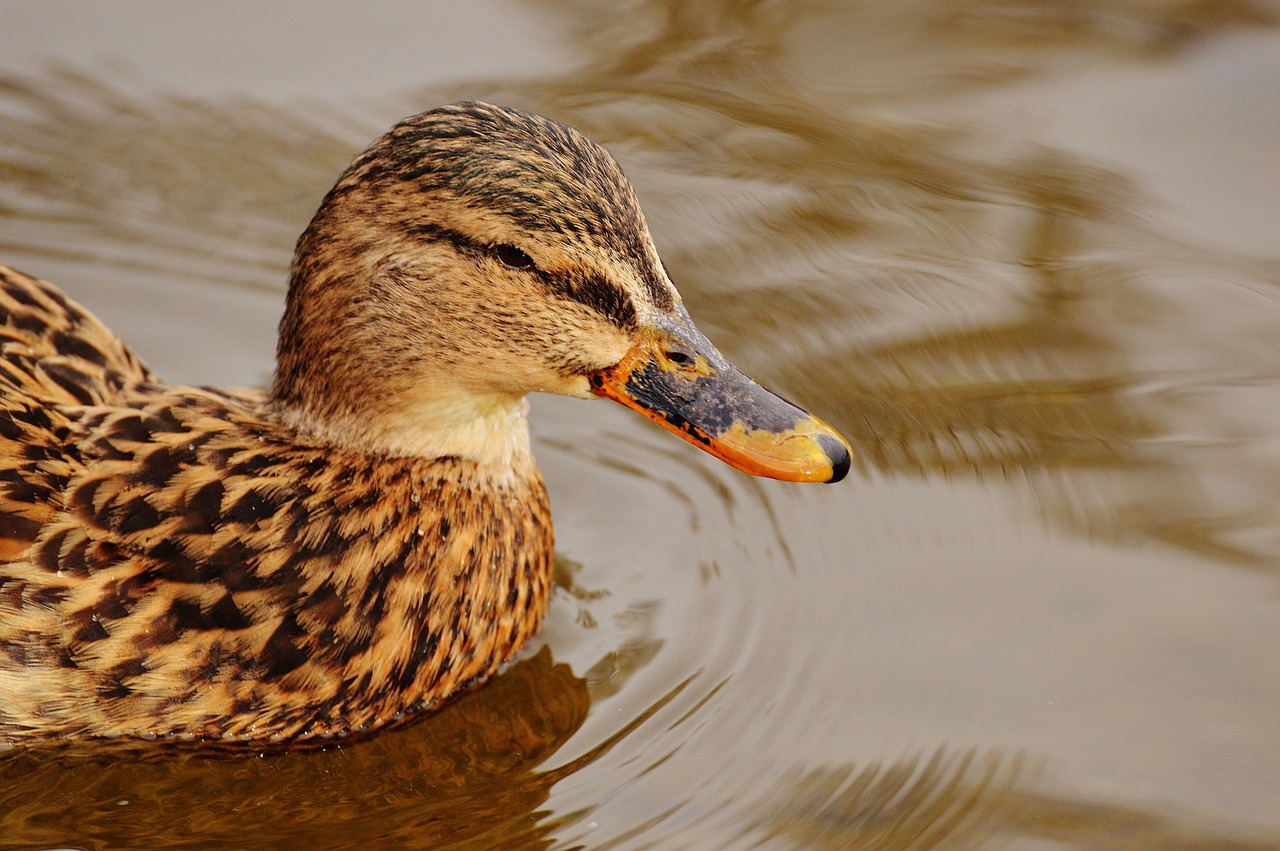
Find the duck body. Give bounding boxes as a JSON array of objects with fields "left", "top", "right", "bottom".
[
  {"left": 0, "top": 102, "right": 849, "bottom": 743},
  {"left": 0, "top": 264, "right": 551, "bottom": 740}
]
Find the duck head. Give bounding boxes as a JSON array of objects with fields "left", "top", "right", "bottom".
[{"left": 272, "top": 102, "right": 850, "bottom": 483}]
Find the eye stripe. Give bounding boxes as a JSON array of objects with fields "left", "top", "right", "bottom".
[
  {"left": 544, "top": 274, "right": 637, "bottom": 331},
  {"left": 405, "top": 223, "right": 636, "bottom": 328}
]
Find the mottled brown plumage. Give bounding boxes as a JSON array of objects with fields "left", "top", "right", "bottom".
[
  {"left": 0, "top": 102, "right": 849, "bottom": 743},
  {"left": 0, "top": 262, "right": 553, "bottom": 741}
]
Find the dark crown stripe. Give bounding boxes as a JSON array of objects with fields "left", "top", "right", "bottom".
[{"left": 405, "top": 223, "right": 486, "bottom": 256}]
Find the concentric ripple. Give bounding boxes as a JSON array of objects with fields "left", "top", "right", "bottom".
[{"left": 3, "top": 2, "right": 1280, "bottom": 848}]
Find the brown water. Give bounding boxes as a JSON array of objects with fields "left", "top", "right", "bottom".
[{"left": 2, "top": 1, "right": 1280, "bottom": 848}]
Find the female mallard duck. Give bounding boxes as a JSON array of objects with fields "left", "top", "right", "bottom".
[{"left": 0, "top": 102, "right": 849, "bottom": 743}]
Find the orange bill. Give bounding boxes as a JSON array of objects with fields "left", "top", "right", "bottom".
[{"left": 589, "top": 308, "right": 852, "bottom": 483}]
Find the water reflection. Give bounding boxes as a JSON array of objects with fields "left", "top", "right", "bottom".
[
  {"left": 0, "top": 68, "right": 361, "bottom": 290},
  {"left": 0, "top": 648, "right": 586, "bottom": 849},
  {"left": 2, "top": 0, "right": 1280, "bottom": 847},
  {"left": 466, "top": 0, "right": 1280, "bottom": 570},
  {"left": 759, "top": 750, "right": 1280, "bottom": 850}
]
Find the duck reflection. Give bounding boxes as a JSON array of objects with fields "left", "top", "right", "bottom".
[{"left": 0, "top": 647, "right": 585, "bottom": 849}]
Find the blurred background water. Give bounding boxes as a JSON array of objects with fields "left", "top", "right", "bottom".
[{"left": 1, "top": 1, "right": 1279, "bottom": 848}]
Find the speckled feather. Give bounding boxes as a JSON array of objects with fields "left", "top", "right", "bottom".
[{"left": 0, "top": 263, "right": 553, "bottom": 741}]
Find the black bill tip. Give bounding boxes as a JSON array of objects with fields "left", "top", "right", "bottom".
[{"left": 816, "top": 433, "right": 851, "bottom": 483}]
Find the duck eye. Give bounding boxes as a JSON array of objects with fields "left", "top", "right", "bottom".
[{"left": 493, "top": 244, "right": 534, "bottom": 269}]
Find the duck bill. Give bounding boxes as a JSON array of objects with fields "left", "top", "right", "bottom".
[{"left": 588, "top": 309, "right": 852, "bottom": 483}]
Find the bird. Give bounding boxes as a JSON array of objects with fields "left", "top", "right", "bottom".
[{"left": 0, "top": 101, "right": 850, "bottom": 743}]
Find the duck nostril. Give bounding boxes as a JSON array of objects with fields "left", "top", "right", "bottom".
[{"left": 666, "top": 350, "right": 694, "bottom": 366}]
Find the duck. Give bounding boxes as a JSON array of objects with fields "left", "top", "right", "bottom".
[{"left": 0, "top": 101, "right": 850, "bottom": 743}]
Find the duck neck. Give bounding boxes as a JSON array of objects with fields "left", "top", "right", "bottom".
[
  {"left": 270, "top": 388, "right": 536, "bottom": 479},
  {"left": 270, "top": 257, "right": 538, "bottom": 476}
]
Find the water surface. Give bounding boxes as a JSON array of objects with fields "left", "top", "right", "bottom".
[{"left": 1, "top": 1, "right": 1279, "bottom": 848}]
